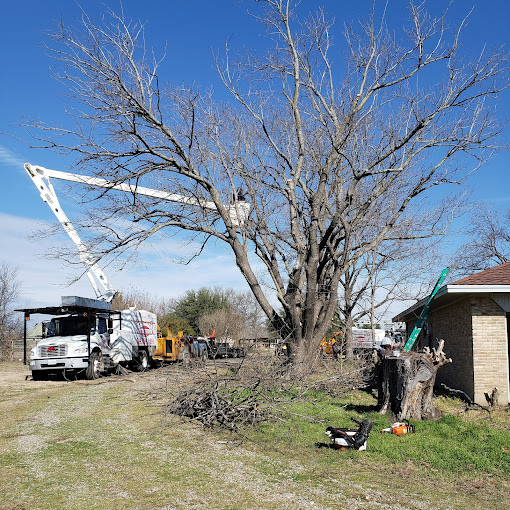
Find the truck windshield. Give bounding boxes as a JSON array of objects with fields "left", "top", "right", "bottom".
[{"left": 45, "top": 316, "right": 90, "bottom": 337}]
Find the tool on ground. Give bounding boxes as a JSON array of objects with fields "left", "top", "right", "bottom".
[
  {"left": 318, "top": 417, "right": 373, "bottom": 451},
  {"left": 380, "top": 419, "right": 415, "bottom": 435}
]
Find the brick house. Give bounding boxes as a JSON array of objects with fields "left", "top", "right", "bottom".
[{"left": 393, "top": 263, "right": 510, "bottom": 405}]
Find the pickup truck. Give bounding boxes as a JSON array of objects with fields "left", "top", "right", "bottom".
[{"left": 208, "top": 342, "right": 245, "bottom": 359}]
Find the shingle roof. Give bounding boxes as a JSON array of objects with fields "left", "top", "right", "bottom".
[{"left": 450, "top": 262, "right": 510, "bottom": 286}]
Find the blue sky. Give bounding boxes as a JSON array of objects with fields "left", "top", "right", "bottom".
[{"left": 0, "top": 0, "right": 509, "bottom": 311}]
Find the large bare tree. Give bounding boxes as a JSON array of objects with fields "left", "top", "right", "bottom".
[{"left": 24, "top": 1, "right": 508, "bottom": 367}]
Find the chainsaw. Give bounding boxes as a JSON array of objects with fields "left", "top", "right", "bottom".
[{"left": 380, "top": 419, "right": 415, "bottom": 435}]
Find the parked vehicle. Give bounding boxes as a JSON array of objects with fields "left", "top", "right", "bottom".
[
  {"left": 352, "top": 328, "right": 386, "bottom": 349},
  {"left": 208, "top": 341, "right": 245, "bottom": 359},
  {"left": 153, "top": 328, "right": 184, "bottom": 363},
  {"left": 23, "top": 162, "right": 221, "bottom": 373},
  {"left": 320, "top": 332, "right": 343, "bottom": 357},
  {"left": 154, "top": 329, "right": 210, "bottom": 363},
  {"left": 183, "top": 336, "right": 209, "bottom": 362},
  {"left": 22, "top": 296, "right": 157, "bottom": 380}
]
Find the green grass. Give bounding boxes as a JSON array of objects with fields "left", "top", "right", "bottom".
[{"left": 244, "top": 389, "right": 510, "bottom": 478}]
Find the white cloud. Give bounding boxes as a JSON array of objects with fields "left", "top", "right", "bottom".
[{"left": 0, "top": 145, "right": 25, "bottom": 168}]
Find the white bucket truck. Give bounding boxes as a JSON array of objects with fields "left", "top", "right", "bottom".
[{"left": 21, "top": 296, "right": 157, "bottom": 380}]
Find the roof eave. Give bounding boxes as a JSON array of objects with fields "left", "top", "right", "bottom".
[{"left": 392, "top": 284, "right": 510, "bottom": 322}]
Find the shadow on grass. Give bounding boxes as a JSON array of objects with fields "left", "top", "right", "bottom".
[{"left": 342, "top": 403, "right": 379, "bottom": 415}]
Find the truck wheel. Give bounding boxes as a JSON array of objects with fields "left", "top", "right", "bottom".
[
  {"left": 86, "top": 351, "right": 103, "bottom": 380},
  {"left": 133, "top": 349, "right": 149, "bottom": 372}
]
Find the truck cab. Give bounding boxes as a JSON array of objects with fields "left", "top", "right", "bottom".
[{"left": 31, "top": 312, "right": 112, "bottom": 379}]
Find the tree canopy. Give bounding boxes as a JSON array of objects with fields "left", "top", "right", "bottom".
[
  {"left": 0, "top": 262, "right": 23, "bottom": 361},
  {"left": 452, "top": 205, "right": 510, "bottom": 274},
  {"left": 171, "top": 288, "right": 232, "bottom": 335}
]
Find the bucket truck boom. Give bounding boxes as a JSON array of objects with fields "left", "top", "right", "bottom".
[
  {"left": 24, "top": 163, "right": 116, "bottom": 302},
  {"left": 23, "top": 162, "right": 242, "bottom": 378},
  {"left": 24, "top": 163, "right": 250, "bottom": 226},
  {"left": 24, "top": 162, "right": 250, "bottom": 301}
]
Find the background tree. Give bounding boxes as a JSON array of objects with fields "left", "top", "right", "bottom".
[
  {"left": 112, "top": 288, "right": 171, "bottom": 317},
  {"left": 452, "top": 204, "right": 510, "bottom": 274},
  {"left": 171, "top": 287, "right": 232, "bottom": 335},
  {"left": 158, "top": 317, "right": 194, "bottom": 337},
  {"left": 337, "top": 234, "right": 440, "bottom": 357},
  {"left": 0, "top": 263, "right": 23, "bottom": 361},
  {"left": 198, "top": 308, "right": 245, "bottom": 344},
  {"left": 223, "top": 289, "right": 268, "bottom": 339},
  {"left": 25, "top": 1, "right": 508, "bottom": 368}
]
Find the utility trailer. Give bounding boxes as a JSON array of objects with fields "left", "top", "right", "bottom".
[
  {"left": 208, "top": 341, "right": 245, "bottom": 359},
  {"left": 17, "top": 296, "right": 157, "bottom": 380}
]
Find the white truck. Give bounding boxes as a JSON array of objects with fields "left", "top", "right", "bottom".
[
  {"left": 352, "top": 328, "right": 386, "bottom": 349},
  {"left": 22, "top": 295, "right": 157, "bottom": 380}
]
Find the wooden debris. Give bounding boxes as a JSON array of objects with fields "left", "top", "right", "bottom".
[{"left": 441, "top": 383, "right": 492, "bottom": 417}]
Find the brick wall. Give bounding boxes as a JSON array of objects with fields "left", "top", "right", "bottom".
[
  {"left": 408, "top": 295, "right": 509, "bottom": 405},
  {"left": 427, "top": 297, "right": 475, "bottom": 399},
  {"left": 470, "top": 297, "right": 508, "bottom": 405}
]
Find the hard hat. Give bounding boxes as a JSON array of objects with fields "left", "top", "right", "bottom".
[{"left": 381, "top": 337, "right": 392, "bottom": 347}]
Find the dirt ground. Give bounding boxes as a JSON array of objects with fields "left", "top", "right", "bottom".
[{"left": 0, "top": 361, "right": 508, "bottom": 510}]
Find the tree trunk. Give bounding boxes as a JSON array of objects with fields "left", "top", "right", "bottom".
[
  {"left": 378, "top": 346, "right": 451, "bottom": 421},
  {"left": 344, "top": 314, "right": 354, "bottom": 361}
]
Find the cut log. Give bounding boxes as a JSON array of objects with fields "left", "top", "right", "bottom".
[{"left": 378, "top": 342, "right": 451, "bottom": 421}]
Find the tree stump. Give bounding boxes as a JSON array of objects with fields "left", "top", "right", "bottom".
[{"left": 378, "top": 341, "right": 451, "bottom": 421}]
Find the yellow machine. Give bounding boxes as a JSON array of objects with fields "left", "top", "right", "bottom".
[
  {"left": 320, "top": 331, "right": 343, "bottom": 357},
  {"left": 153, "top": 327, "right": 184, "bottom": 362},
  {"left": 153, "top": 327, "right": 211, "bottom": 362}
]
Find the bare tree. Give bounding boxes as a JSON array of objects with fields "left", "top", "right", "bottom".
[
  {"left": 452, "top": 204, "right": 510, "bottom": 274},
  {"left": 197, "top": 289, "right": 269, "bottom": 341},
  {"left": 23, "top": 1, "right": 508, "bottom": 368},
  {"left": 225, "top": 289, "right": 268, "bottom": 339},
  {"left": 0, "top": 263, "right": 23, "bottom": 361},
  {"left": 111, "top": 287, "right": 172, "bottom": 317},
  {"left": 198, "top": 308, "right": 246, "bottom": 344},
  {"left": 338, "top": 236, "right": 438, "bottom": 355}
]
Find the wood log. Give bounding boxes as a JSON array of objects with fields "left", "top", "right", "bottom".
[{"left": 378, "top": 343, "right": 451, "bottom": 421}]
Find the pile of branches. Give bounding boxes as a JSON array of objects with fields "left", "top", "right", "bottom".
[
  {"left": 168, "top": 356, "right": 296, "bottom": 431},
  {"left": 307, "top": 351, "right": 375, "bottom": 395},
  {"left": 167, "top": 353, "right": 375, "bottom": 432},
  {"left": 170, "top": 380, "right": 269, "bottom": 431}
]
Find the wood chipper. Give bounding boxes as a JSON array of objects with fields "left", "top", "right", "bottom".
[{"left": 153, "top": 327, "right": 185, "bottom": 362}]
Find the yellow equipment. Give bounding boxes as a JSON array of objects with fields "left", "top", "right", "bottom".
[
  {"left": 153, "top": 327, "right": 185, "bottom": 362},
  {"left": 320, "top": 332, "right": 343, "bottom": 357}
]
